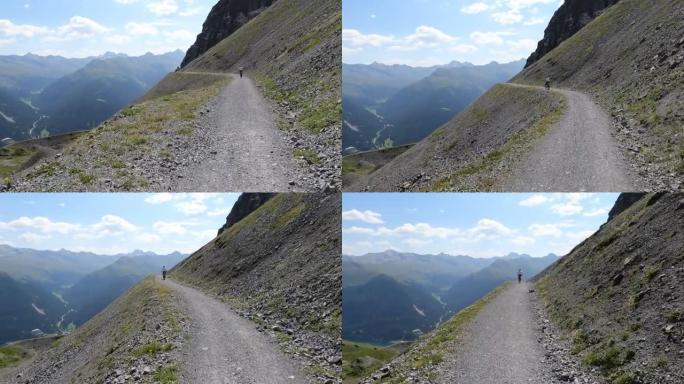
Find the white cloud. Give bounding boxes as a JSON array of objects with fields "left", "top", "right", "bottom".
[
  {"left": 342, "top": 209, "right": 384, "bottom": 224},
  {"left": 126, "top": 22, "right": 159, "bottom": 36},
  {"left": 136, "top": 233, "right": 161, "bottom": 243},
  {"left": 519, "top": 194, "right": 551, "bottom": 206},
  {"left": 467, "top": 218, "right": 515, "bottom": 238},
  {"left": 470, "top": 31, "right": 512, "bottom": 45},
  {"left": 528, "top": 222, "right": 574, "bottom": 237},
  {"left": 524, "top": 17, "right": 546, "bottom": 25},
  {"left": 20, "top": 233, "right": 51, "bottom": 243},
  {"left": 175, "top": 200, "right": 207, "bottom": 215},
  {"left": 0, "top": 19, "right": 49, "bottom": 37},
  {"left": 53, "top": 16, "right": 111, "bottom": 40},
  {"left": 450, "top": 44, "right": 478, "bottom": 54},
  {"left": 342, "top": 29, "right": 396, "bottom": 47},
  {"left": 511, "top": 236, "right": 536, "bottom": 246},
  {"left": 91, "top": 215, "right": 139, "bottom": 236},
  {"left": 550, "top": 194, "right": 592, "bottom": 216},
  {"left": 343, "top": 226, "right": 377, "bottom": 235},
  {"left": 0, "top": 216, "right": 81, "bottom": 234},
  {"left": 583, "top": 208, "right": 608, "bottom": 217},
  {"left": 405, "top": 25, "right": 457, "bottom": 47},
  {"left": 492, "top": 9, "right": 524, "bottom": 24},
  {"left": 179, "top": 8, "right": 202, "bottom": 17},
  {"left": 106, "top": 34, "right": 132, "bottom": 45},
  {"left": 115, "top": 0, "right": 142, "bottom": 4},
  {"left": 147, "top": 0, "right": 179, "bottom": 16},
  {"left": 207, "top": 209, "right": 228, "bottom": 217},
  {"left": 461, "top": 2, "right": 491, "bottom": 14},
  {"left": 153, "top": 221, "right": 189, "bottom": 235}
]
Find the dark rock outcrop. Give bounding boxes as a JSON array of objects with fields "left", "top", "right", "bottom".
[
  {"left": 218, "top": 193, "right": 276, "bottom": 235},
  {"left": 525, "top": 0, "right": 621, "bottom": 67},
  {"left": 180, "top": 0, "right": 275, "bottom": 68},
  {"left": 607, "top": 192, "right": 646, "bottom": 221}
]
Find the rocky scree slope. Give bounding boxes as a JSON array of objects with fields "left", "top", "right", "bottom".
[
  {"left": 517, "top": 0, "right": 684, "bottom": 190},
  {"left": 181, "top": 0, "right": 274, "bottom": 68},
  {"left": 1, "top": 277, "right": 188, "bottom": 384},
  {"left": 536, "top": 193, "right": 684, "bottom": 384},
  {"left": 525, "top": 0, "right": 620, "bottom": 67},
  {"left": 347, "top": 84, "right": 564, "bottom": 191},
  {"left": 182, "top": 0, "right": 342, "bottom": 190},
  {"left": 172, "top": 193, "right": 342, "bottom": 383}
]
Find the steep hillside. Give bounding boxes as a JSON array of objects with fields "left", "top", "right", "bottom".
[
  {"left": 2, "top": 277, "right": 187, "bottom": 384},
  {"left": 32, "top": 51, "right": 183, "bottom": 137},
  {"left": 0, "top": 273, "right": 66, "bottom": 345},
  {"left": 517, "top": 0, "right": 684, "bottom": 189},
  {"left": 172, "top": 193, "right": 341, "bottom": 380},
  {"left": 9, "top": 0, "right": 341, "bottom": 192},
  {"left": 525, "top": 0, "right": 621, "bottom": 67},
  {"left": 181, "top": 0, "right": 274, "bottom": 67},
  {"left": 536, "top": 193, "right": 684, "bottom": 383},
  {"left": 343, "top": 275, "right": 443, "bottom": 345},
  {"left": 341, "top": 144, "right": 414, "bottom": 186},
  {"left": 347, "top": 84, "right": 565, "bottom": 191},
  {"left": 342, "top": 96, "right": 385, "bottom": 153}
]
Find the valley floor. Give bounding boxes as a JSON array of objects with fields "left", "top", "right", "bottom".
[{"left": 160, "top": 277, "right": 310, "bottom": 384}]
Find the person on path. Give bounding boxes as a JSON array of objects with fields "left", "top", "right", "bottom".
[
  {"left": 545, "top": 77, "right": 551, "bottom": 90},
  {"left": 239, "top": 66, "right": 245, "bottom": 78},
  {"left": 517, "top": 268, "right": 523, "bottom": 284},
  {"left": 162, "top": 266, "right": 167, "bottom": 280}
]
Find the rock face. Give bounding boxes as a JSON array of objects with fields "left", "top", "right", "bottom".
[
  {"left": 607, "top": 192, "right": 646, "bottom": 221},
  {"left": 218, "top": 193, "right": 275, "bottom": 235},
  {"left": 180, "top": 0, "right": 275, "bottom": 68},
  {"left": 525, "top": 0, "right": 621, "bottom": 67}
]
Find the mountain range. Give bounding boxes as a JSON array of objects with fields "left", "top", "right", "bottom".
[
  {"left": 342, "top": 250, "right": 558, "bottom": 345},
  {"left": 0, "top": 246, "right": 185, "bottom": 344},
  {"left": 342, "top": 60, "right": 524, "bottom": 153},
  {"left": 0, "top": 50, "right": 184, "bottom": 142}
]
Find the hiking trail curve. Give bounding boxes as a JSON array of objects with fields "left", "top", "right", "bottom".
[
  {"left": 159, "top": 277, "right": 308, "bottom": 384},
  {"left": 505, "top": 83, "right": 637, "bottom": 192}
]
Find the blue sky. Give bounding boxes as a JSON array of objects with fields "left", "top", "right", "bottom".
[
  {"left": 0, "top": 0, "right": 215, "bottom": 57},
  {"left": 343, "top": 0, "right": 564, "bottom": 66},
  {"left": 343, "top": 193, "right": 618, "bottom": 258},
  {"left": 0, "top": 193, "right": 239, "bottom": 255}
]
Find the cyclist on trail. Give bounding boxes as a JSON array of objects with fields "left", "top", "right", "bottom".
[
  {"left": 162, "top": 266, "right": 167, "bottom": 280},
  {"left": 239, "top": 66, "right": 245, "bottom": 78},
  {"left": 517, "top": 269, "right": 523, "bottom": 284},
  {"left": 544, "top": 77, "right": 551, "bottom": 90}
]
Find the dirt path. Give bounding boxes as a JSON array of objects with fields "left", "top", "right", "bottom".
[
  {"left": 158, "top": 277, "right": 308, "bottom": 384},
  {"left": 505, "top": 83, "right": 636, "bottom": 192},
  {"left": 174, "top": 74, "right": 304, "bottom": 192},
  {"left": 437, "top": 282, "right": 554, "bottom": 383}
]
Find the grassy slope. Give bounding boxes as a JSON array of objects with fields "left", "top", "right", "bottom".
[
  {"left": 12, "top": 277, "right": 185, "bottom": 383},
  {"left": 11, "top": 74, "right": 229, "bottom": 191},
  {"left": 516, "top": 0, "right": 684, "bottom": 181},
  {"left": 184, "top": 0, "right": 341, "bottom": 135},
  {"left": 342, "top": 144, "right": 414, "bottom": 186},
  {"left": 358, "top": 284, "right": 508, "bottom": 383},
  {"left": 536, "top": 194, "right": 684, "bottom": 384},
  {"left": 348, "top": 84, "right": 564, "bottom": 191},
  {"left": 342, "top": 341, "right": 409, "bottom": 384}
]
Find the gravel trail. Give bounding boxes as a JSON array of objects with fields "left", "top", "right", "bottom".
[
  {"left": 174, "top": 74, "right": 305, "bottom": 192},
  {"left": 437, "top": 282, "right": 554, "bottom": 383},
  {"left": 159, "top": 277, "right": 308, "bottom": 384},
  {"left": 505, "top": 83, "right": 636, "bottom": 192}
]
